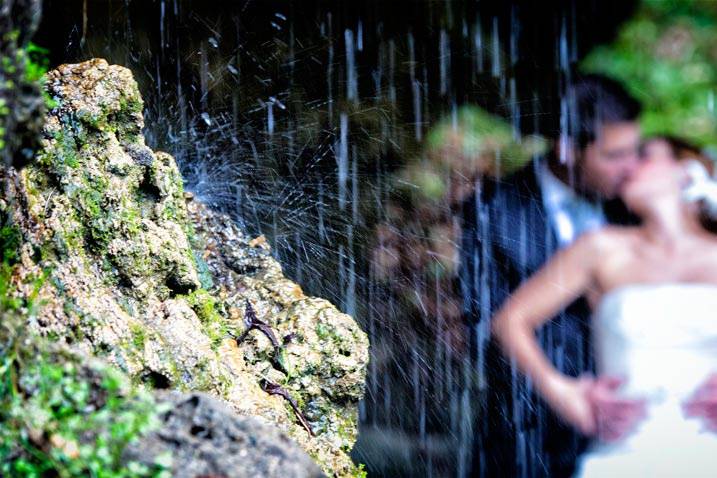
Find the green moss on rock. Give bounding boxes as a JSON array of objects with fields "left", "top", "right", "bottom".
[{"left": 185, "top": 289, "right": 228, "bottom": 350}]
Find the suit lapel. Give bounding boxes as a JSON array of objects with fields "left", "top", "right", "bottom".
[
  {"left": 496, "top": 164, "right": 635, "bottom": 276},
  {"left": 491, "top": 162, "right": 558, "bottom": 278}
]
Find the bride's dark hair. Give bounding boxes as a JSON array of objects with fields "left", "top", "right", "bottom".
[
  {"left": 697, "top": 202, "right": 717, "bottom": 234},
  {"left": 696, "top": 199, "right": 717, "bottom": 234}
]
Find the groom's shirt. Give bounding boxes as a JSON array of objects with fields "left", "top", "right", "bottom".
[{"left": 537, "top": 161, "right": 606, "bottom": 246}]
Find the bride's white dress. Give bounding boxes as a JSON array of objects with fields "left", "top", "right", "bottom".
[{"left": 577, "top": 283, "right": 717, "bottom": 477}]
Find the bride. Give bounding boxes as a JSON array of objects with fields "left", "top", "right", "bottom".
[{"left": 491, "top": 150, "right": 717, "bottom": 476}]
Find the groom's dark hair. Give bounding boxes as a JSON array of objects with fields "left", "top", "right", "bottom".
[{"left": 565, "top": 73, "right": 642, "bottom": 150}]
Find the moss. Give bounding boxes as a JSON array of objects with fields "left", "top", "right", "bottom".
[
  {"left": 77, "top": 109, "right": 106, "bottom": 131},
  {"left": 45, "top": 206, "right": 86, "bottom": 261},
  {"left": 193, "top": 250, "right": 214, "bottom": 290},
  {"left": 110, "top": 95, "right": 144, "bottom": 142},
  {"left": 159, "top": 199, "right": 181, "bottom": 223},
  {"left": 184, "top": 289, "right": 228, "bottom": 350},
  {"left": 110, "top": 243, "right": 159, "bottom": 292},
  {"left": 186, "top": 357, "right": 230, "bottom": 396},
  {"left": 0, "top": 221, "right": 22, "bottom": 312},
  {"left": 118, "top": 202, "right": 143, "bottom": 237},
  {"left": 121, "top": 95, "right": 144, "bottom": 115},
  {"left": 21, "top": 167, "right": 50, "bottom": 213},
  {"left": 60, "top": 220, "right": 86, "bottom": 254},
  {"left": 0, "top": 314, "right": 170, "bottom": 477},
  {"left": 61, "top": 296, "right": 80, "bottom": 321},
  {"left": 0, "top": 223, "right": 21, "bottom": 265},
  {"left": 352, "top": 464, "right": 368, "bottom": 478},
  {"left": 162, "top": 353, "right": 184, "bottom": 389},
  {"left": 68, "top": 174, "right": 114, "bottom": 253},
  {"left": 184, "top": 223, "right": 213, "bottom": 289},
  {"left": 24, "top": 42, "right": 50, "bottom": 83},
  {"left": 43, "top": 125, "right": 81, "bottom": 175},
  {"left": 129, "top": 323, "right": 147, "bottom": 350},
  {"left": 314, "top": 322, "right": 330, "bottom": 341},
  {"left": 315, "top": 321, "right": 345, "bottom": 351},
  {"left": 117, "top": 296, "right": 137, "bottom": 316}
]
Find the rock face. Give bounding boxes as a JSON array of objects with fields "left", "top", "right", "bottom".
[
  {"left": 187, "top": 198, "right": 369, "bottom": 455},
  {"left": 127, "top": 392, "right": 325, "bottom": 478},
  {"left": 10, "top": 58, "right": 368, "bottom": 476}
]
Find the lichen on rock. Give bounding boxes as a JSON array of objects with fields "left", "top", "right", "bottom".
[{"left": 9, "top": 58, "right": 369, "bottom": 476}]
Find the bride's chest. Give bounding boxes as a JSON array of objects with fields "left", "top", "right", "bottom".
[
  {"left": 596, "top": 250, "right": 717, "bottom": 289},
  {"left": 595, "top": 286, "right": 717, "bottom": 348}
]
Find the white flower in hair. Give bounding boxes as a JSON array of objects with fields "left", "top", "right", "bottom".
[{"left": 683, "top": 159, "right": 717, "bottom": 217}]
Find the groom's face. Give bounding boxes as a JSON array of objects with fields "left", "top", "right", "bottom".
[{"left": 577, "top": 122, "right": 642, "bottom": 200}]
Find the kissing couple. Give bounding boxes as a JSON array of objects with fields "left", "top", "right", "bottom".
[{"left": 464, "top": 74, "right": 717, "bottom": 477}]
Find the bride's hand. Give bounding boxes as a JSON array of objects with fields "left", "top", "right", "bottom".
[
  {"left": 543, "top": 374, "right": 597, "bottom": 436},
  {"left": 587, "top": 375, "right": 647, "bottom": 442},
  {"left": 684, "top": 373, "right": 717, "bottom": 432}
]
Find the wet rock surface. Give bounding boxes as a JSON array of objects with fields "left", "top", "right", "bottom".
[
  {"left": 7, "top": 59, "right": 368, "bottom": 476},
  {"left": 127, "top": 392, "right": 325, "bottom": 478},
  {"left": 187, "top": 196, "right": 370, "bottom": 471}
]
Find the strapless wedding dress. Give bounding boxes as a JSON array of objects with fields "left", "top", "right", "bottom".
[{"left": 576, "top": 284, "right": 717, "bottom": 477}]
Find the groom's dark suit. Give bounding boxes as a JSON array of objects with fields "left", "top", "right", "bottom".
[{"left": 461, "top": 160, "right": 633, "bottom": 478}]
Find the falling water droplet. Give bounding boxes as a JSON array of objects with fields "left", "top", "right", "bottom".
[
  {"left": 475, "top": 17, "right": 484, "bottom": 74},
  {"left": 160, "top": 0, "right": 166, "bottom": 49},
  {"left": 345, "top": 29, "right": 358, "bottom": 103},
  {"left": 357, "top": 20, "right": 364, "bottom": 51},
  {"left": 440, "top": 29, "right": 450, "bottom": 96},
  {"left": 267, "top": 102, "right": 274, "bottom": 135},
  {"left": 388, "top": 39, "right": 397, "bottom": 104},
  {"left": 269, "top": 96, "right": 286, "bottom": 110},
  {"left": 337, "top": 113, "right": 349, "bottom": 211},
  {"left": 492, "top": 16, "right": 501, "bottom": 78}
]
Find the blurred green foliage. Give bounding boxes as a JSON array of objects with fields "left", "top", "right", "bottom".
[
  {"left": 582, "top": 0, "right": 717, "bottom": 149},
  {"left": 24, "top": 42, "right": 50, "bottom": 83},
  {"left": 396, "top": 105, "right": 546, "bottom": 204},
  {"left": 425, "top": 105, "right": 546, "bottom": 177}
]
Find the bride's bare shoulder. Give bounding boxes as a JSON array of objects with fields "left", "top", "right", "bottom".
[{"left": 575, "top": 226, "right": 637, "bottom": 254}]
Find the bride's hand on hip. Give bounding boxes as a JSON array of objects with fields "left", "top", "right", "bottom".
[
  {"left": 586, "top": 375, "right": 647, "bottom": 442},
  {"left": 684, "top": 373, "right": 717, "bottom": 432},
  {"left": 544, "top": 374, "right": 646, "bottom": 440},
  {"left": 543, "top": 374, "right": 597, "bottom": 436}
]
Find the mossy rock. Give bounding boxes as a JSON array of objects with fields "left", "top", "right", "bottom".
[{"left": 7, "top": 59, "right": 368, "bottom": 477}]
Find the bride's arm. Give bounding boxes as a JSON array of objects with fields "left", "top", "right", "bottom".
[{"left": 492, "top": 231, "right": 601, "bottom": 433}]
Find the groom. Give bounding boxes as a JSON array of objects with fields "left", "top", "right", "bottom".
[{"left": 461, "top": 74, "right": 645, "bottom": 477}]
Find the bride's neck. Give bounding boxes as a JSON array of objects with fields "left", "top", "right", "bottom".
[{"left": 641, "top": 199, "right": 702, "bottom": 247}]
